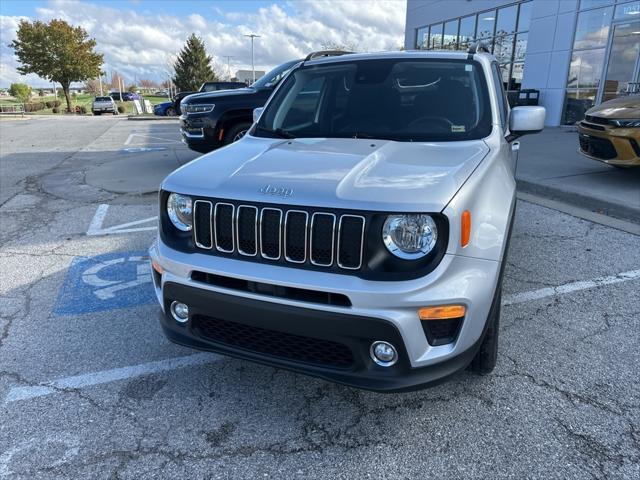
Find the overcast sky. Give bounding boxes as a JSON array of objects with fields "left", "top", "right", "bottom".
[{"left": 0, "top": 0, "right": 407, "bottom": 87}]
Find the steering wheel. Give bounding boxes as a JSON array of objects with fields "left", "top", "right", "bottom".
[{"left": 408, "top": 115, "right": 455, "bottom": 132}]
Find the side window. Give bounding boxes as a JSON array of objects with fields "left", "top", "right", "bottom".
[
  {"left": 281, "top": 77, "right": 326, "bottom": 129},
  {"left": 491, "top": 63, "right": 509, "bottom": 131}
]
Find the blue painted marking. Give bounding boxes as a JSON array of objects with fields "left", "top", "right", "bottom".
[{"left": 54, "top": 251, "right": 155, "bottom": 315}]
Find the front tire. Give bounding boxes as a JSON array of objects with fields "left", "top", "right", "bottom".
[
  {"left": 223, "top": 122, "right": 252, "bottom": 145},
  {"left": 468, "top": 286, "right": 501, "bottom": 375},
  {"left": 93, "top": 112, "right": 101, "bottom": 116},
  {"left": 166, "top": 106, "right": 176, "bottom": 116}
]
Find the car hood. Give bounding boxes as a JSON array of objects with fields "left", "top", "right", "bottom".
[
  {"left": 586, "top": 95, "right": 640, "bottom": 119},
  {"left": 181, "top": 88, "right": 256, "bottom": 104},
  {"left": 163, "top": 136, "right": 489, "bottom": 212}
]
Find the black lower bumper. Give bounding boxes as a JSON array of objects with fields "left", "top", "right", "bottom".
[
  {"left": 160, "top": 282, "right": 481, "bottom": 392},
  {"left": 180, "top": 117, "right": 219, "bottom": 153}
]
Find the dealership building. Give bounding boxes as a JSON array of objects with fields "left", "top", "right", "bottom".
[{"left": 404, "top": 0, "right": 640, "bottom": 125}]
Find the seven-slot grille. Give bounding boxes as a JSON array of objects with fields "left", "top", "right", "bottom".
[{"left": 193, "top": 200, "right": 365, "bottom": 271}]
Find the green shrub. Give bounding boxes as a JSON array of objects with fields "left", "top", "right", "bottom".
[
  {"left": 9, "top": 83, "right": 31, "bottom": 102},
  {"left": 52, "top": 107, "right": 60, "bottom": 114},
  {"left": 24, "top": 102, "right": 46, "bottom": 112},
  {"left": 45, "top": 100, "right": 61, "bottom": 108},
  {"left": 78, "top": 105, "right": 87, "bottom": 114},
  {"left": 117, "top": 105, "right": 125, "bottom": 113}
]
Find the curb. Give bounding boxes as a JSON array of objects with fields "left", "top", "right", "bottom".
[
  {"left": 516, "top": 178, "right": 640, "bottom": 224},
  {"left": 127, "top": 115, "right": 178, "bottom": 121}
]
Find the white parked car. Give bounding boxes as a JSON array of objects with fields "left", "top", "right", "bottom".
[
  {"left": 149, "top": 46, "right": 545, "bottom": 391},
  {"left": 91, "top": 96, "right": 117, "bottom": 115}
]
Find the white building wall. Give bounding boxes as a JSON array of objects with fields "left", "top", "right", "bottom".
[{"left": 522, "top": 0, "right": 579, "bottom": 125}]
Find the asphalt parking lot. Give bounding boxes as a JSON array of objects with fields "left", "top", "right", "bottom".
[{"left": 1, "top": 116, "right": 639, "bottom": 479}]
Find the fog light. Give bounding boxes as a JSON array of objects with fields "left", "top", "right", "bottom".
[
  {"left": 170, "top": 301, "right": 189, "bottom": 323},
  {"left": 370, "top": 341, "right": 398, "bottom": 367}
]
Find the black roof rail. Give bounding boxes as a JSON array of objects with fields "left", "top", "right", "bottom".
[
  {"left": 467, "top": 41, "right": 491, "bottom": 56},
  {"left": 304, "top": 50, "right": 354, "bottom": 62}
]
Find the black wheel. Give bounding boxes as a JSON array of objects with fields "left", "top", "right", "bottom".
[
  {"left": 93, "top": 112, "right": 101, "bottom": 116},
  {"left": 468, "top": 286, "right": 501, "bottom": 375},
  {"left": 223, "top": 122, "right": 252, "bottom": 145},
  {"left": 166, "top": 106, "right": 176, "bottom": 116},
  {"left": 112, "top": 110, "right": 118, "bottom": 115}
]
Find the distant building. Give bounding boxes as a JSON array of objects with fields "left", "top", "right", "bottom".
[{"left": 235, "top": 69, "right": 266, "bottom": 84}]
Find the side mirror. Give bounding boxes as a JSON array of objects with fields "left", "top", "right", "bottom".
[
  {"left": 507, "top": 106, "right": 545, "bottom": 141},
  {"left": 253, "top": 107, "right": 264, "bottom": 123}
]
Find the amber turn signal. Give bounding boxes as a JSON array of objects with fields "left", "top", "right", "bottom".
[
  {"left": 418, "top": 305, "right": 466, "bottom": 321},
  {"left": 151, "top": 260, "right": 164, "bottom": 274},
  {"left": 461, "top": 210, "right": 471, "bottom": 247}
]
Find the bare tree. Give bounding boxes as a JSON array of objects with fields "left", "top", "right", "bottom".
[
  {"left": 110, "top": 71, "right": 124, "bottom": 90},
  {"left": 139, "top": 78, "right": 157, "bottom": 89},
  {"left": 84, "top": 78, "right": 100, "bottom": 94},
  {"left": 320, "top": 40, "right": 359, "bottom": 52}
]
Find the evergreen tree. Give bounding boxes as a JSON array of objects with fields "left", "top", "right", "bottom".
[{"left": 173, "top": 34, "right": 216, "bottom": 92}]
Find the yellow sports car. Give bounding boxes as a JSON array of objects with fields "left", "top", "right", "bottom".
[{"left": 577, "top": 95, "right": 640, "bottom": 168}]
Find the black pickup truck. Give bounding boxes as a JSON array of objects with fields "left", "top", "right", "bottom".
[
  {"left": 179, "top": 59, "right": 300, "bottom": 153},
  {"left": 172, "top": 81, "right": 246, "bottom": 115}
]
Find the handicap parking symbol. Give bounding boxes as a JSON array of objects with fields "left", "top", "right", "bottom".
[{"left": 54, "top": 251, "right": 156, "bottom": 315}]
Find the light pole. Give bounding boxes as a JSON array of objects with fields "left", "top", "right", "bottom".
[
  {"left": 244, "top": 33, "right": 261, "bottom": 83},
  {"left": 222, "top": 55, "right": 234, "bottom": 81}
]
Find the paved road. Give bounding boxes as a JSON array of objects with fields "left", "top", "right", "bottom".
[{"left": 0, "top": 117, "right": 639, "bottom": 479}]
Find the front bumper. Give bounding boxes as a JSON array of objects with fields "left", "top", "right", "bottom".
[
  {"left": 150, "top": 241, "right": 501, "bottom": 391},
  {"left": 577, "top": 122, "right": 640, "bottom": 167},
  {"left": 180, "top": 115, "right": 220, "bottom": 152}
]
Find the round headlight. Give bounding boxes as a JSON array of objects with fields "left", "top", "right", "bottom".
[
  {"left": 382, "top": 214, "right": 437, "bottom": 259},
  {"left": 167, "top": 193, "right": 193, "bottom": 231}
]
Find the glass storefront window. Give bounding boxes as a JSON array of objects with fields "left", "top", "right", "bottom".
[
  {"left": 511, "top": 62, "right": 524, "bottom": 90},
  {"left": 500, "top": 63, "right": 512, "bottom": 88},
  {"left": 567, "top": 48, "right": 606, "bottom": 88},
  {"left": 496, "top": 4, "right": 518, "bottom": 36},
  {"left": 602, "top": 20, "right": 640, "bottom": 101},
  {"left": 416, "top": 26, "right": 429, "bottom": 49},
  {"left": 443, "top": 19, "right": 459, "bottom": 49},
  {"left": 563, "top": 89, "right": 598, "bottom": 124},
  {"left": 477, "top": 11, "right": 496, "bottom": 38},
  {"left": 430, "top": 23, "right": 443, "bottom": 49},
  {"left": 459, "top": 15, "right": 476, "bottom": 47},
  {"left": 494, "top": 35, "right": 514, "bottom": 63},
  {"left": 573, "top": 7, "right": 613, "bottom": 49},
  {"left": 614, "top": 1, "right": 640, "bottom": 20},
  {"left": 517, "top": 1, "right": 532, "bottom": 32},
  {"left": 580, "top": 0, "right": 613, "bottom": 10},
  {"left": 514, "top": 32, "right": 528, "bottom": 62}
]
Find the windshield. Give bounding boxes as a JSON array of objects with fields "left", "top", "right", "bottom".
[
  {"left": 251, "top": 60, "right": 299, "bottom": 89},
  {"left": 255, "top": 58, "right": 492, "bottom": 142},
  {"left": 95, "top": 97, "right": 112, "bottom": 101}
]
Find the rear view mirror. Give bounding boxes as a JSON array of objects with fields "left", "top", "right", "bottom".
[
  {"left": 253, "top": 107, "right": 264, "bottom": 123},
  {"left": 508, "top": 106, "right": 545, "bottom": 141}
]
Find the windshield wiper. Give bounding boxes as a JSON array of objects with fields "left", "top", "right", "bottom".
[
  {"left": 255, "top": 125, "right": 296, "bottom": 139},
  {"left": 349, "top": 132, "right": 407, "bottom": 141}
]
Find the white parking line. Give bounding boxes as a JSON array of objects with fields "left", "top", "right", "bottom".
[
  {"left": 86, "top": 204, "right": 157, "bottom": 236},
  {"left": 124, "top": 133, "right": 182, "bottom": 145},
  {"left": 4, "top": 353, "right": 218, "bottom": 403},
  {"left": 502, "top": 269, "right": 640, "bottom": 306},
  {"left": 4, "top": 269, "right": 639, "bottom": 404}
]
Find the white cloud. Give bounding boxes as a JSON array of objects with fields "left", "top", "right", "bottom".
[{"left": 0, "top": 0, "right": 407, "bottom": 87}]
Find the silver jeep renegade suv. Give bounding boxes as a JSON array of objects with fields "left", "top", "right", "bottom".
[{"left": 149, "top": 47, "right": 545, "bottom": 391}]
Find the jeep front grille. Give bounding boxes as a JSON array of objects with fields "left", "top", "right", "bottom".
[{"left": 193, "top": 200, "right": 365, "bottom": 271}]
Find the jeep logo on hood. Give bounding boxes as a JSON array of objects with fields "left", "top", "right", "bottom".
[{"left": 259, "top": 184, "right": 294, "bottom": 198}]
